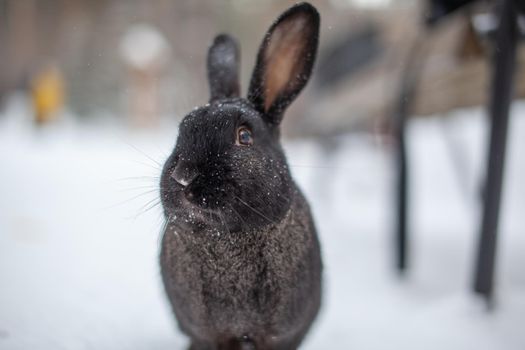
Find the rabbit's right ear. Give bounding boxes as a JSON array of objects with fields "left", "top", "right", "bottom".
[
  {"left": 247, "top": 2, "right": 319, "bottom": 127},
  {"left": 207, "top": 34, "right": 240, "bottom": 102}
]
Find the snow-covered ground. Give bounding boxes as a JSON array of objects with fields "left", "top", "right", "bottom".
[{"left": 0, "top": 96, "right": 524, "bottom": 349}]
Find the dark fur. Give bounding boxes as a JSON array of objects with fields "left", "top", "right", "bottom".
[{"left": 159, "top": 3, "right": 322, "bottom": 349}]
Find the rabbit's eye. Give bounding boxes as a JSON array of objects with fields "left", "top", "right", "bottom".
[{"left": 236, "top": 127, "right": 253, "bottom": 146}]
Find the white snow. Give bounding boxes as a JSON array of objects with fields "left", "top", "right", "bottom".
[{"left": 0, "top": 95, "right": 524, "bottom": 349}]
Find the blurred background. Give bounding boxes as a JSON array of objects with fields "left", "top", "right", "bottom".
[{"left": 0, "top": 0, "right": 524, "bottom": 349}]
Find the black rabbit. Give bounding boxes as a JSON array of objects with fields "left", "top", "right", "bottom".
[{"left": 159, "top": 3, "right": 322, "bottom": 349}]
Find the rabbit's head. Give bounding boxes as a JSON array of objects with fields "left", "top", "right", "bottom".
[{"left": 160, "top": 3, "right": 319, "bottom": 232}]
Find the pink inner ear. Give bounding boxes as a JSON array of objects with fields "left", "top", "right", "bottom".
[{"left": 263, "top": 16, "right": 308, "bottom": 112}]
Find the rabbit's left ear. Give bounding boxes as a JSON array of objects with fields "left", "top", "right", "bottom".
[
  {"left": 207, "top": 34, "right": 241, "bottom": 101},
  {"left": 247, "top": 2, "right": 319, "bottom": 126}
]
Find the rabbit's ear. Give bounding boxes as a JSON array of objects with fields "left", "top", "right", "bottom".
[
  {"left": 247, "top": 2, "right": 319, "bottom": 126},
  {"left": 207, "top": 34, "right": 241, "bottom": 101}
]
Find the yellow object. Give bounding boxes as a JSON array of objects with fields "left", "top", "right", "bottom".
[{"left": 31, "top": 66, "right": 65, "bottom": 125}]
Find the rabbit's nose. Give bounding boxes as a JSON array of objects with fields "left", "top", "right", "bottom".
[{"left": 171, "top": 162, "right": 198, "bottom": 187}]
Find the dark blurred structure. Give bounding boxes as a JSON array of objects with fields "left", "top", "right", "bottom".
[
  {"left": 316, "top": 25, "right": 383, "bottom": 88},
  {"left": 392, "top": 0, "right": 524, "bottom": 303},
  {"left": 425, "top": 0, "right": 476, "bottom": 25}
]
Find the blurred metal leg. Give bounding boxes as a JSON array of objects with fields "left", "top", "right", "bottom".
[
  {"left": 396, "top": 124, "right": 408, "bottom": 272},
  {"left": 393, "top": 38, "right": 427, "bottom": 273},
  {"left": 473, "top": 0, "right": 518, "bottom": 300}
]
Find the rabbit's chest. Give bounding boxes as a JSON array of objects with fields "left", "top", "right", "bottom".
[
  {"left": 199, "top": 236, "right": 298, "bottom": 331},
  {"left": 163, "top": 228, "right": 294, "bottom": 328},
  {"left": 191, "top": 233, "right": 274, "bottom": 302}
]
